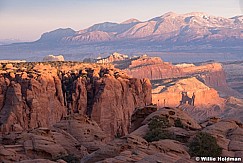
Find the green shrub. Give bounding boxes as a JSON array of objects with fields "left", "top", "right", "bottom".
[
  {"left": 144, "top": 128, "right": 173, "bottom": 142},
  {"left": 144, "top": 116, "right": 172, "bottom": 142},
  {"left": 174, "top": 118, "right": 184, "bottom": 128},
  {"left": 189, "top": 132, "right": 222, "bottom": 157},
  {"left": 148, "top": 116, "right": 170, "bottom": 130}
]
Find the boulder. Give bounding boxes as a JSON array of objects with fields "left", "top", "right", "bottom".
[
  {"left": 149, "top": 139, "right": 190, "bottom": 159},
  {"left": 142, "top": 107, "right": 201, "bottom": 130},
  {"left": 54, "top": 114, "right": 108, "bottom": 152},
  {"left": 129, "top": 125, "right": 149, "bottom": 138},
  {"left": 203, "top": 119, "right": 239, "bottom": 136}
]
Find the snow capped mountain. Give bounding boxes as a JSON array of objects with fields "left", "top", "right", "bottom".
[
  {"left": 1, "top": 12, "right": 242, "bottom": 60},
  {"left": 52, "top": 12, "right": 242, "bottom": 44},
  {"left": 64, "top": 31, "right": 113, "bottom": 43}
]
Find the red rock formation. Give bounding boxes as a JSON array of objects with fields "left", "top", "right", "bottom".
[
  {"left": 1, "top": 106, "right": 243, "bottom": 162},
  {"left": 130, "top": 105, "right": 157, "bottom": 132},
  {"left": 123, "top": 55, "right": 184, "bottom": 79},
  {"left": 93, "top": 54, "right": 235, "bottom": 99},
  {"left": 0, "top": 114, "right": 101, "bottom": 162},
  {"left": 54, "top": 114, "right": 108, "bottom": 152},
  {"left": 0, "top": 62, "right": 152, "bottom": 138},
  {"left": 110, "top": 55, "right": 239, "bottom": 98},
  {"left": 81, "top": 107, "right": 243, "bottom": 163},
  {"left": 152, "top": 77, "right": 225, "bottom": 108},
  {"left": 184, "top": 63, "right": 228, "bottom": 88},
  {"left": 0, "top": 71, "right": 66, "bottom": 133},
  {"left": 91, "top": 77, "right": 151, "bottom": 138}
]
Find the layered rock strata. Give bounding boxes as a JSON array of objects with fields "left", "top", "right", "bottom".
[{"left": 94, "top": 54, "right": 241, "bottom": 98}]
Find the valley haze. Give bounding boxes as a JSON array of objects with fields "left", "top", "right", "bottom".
[{"left": 0, "top": 11, "right": 242, "bottom": 63}]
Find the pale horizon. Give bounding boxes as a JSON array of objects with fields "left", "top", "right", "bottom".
[{"left": 0, "top": 0, "right": 242, "bottom": 41}]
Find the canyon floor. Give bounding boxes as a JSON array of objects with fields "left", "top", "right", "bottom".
[{"left": 0, "top": 54, "right": 243, "bottom": 162}]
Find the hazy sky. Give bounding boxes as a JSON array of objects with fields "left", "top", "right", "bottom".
[{"left": 0, "top": 0, "right": 242, "bottom": 41}]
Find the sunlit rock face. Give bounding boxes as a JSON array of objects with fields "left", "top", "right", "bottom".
[
  {"left": 152, "top": 77, "right": 224, "bottom": 108},
  {"left": 0, "top": 62, "right": 151, "bottom": 139}
]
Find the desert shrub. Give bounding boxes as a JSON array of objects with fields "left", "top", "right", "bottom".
[
  {"left": 189, "top": 132, "right": 222, "bottom": 157},
  {"left": 174, "top": 135, "right": 189, "bottom": 143},
  {"left": 174, "top": 118, "right": 184, "bottom": 128},
  {"left": 144, "top": 116, "right": 172, "bottom": 142},
  {"left": 144, "top": 128, "right": 173, "bottom": 142},
  {"left": 148, "top": 116, "right": 170, "bottom": 130}
]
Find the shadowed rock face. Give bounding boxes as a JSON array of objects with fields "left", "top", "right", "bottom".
[
  {"left": 223, "top": 61, "right": 243, "bottom": 96},
  {"left": 0, "top": 62, "right": 152, "bottom": 138}
]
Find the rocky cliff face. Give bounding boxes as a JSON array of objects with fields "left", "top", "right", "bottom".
[
  {"left": 102, "top": 54, "right": 240, "bottom": 98},
  {"left": 0, "top": 65, "right": 66, "bottom": 133},
  {"left": 123, "top": 56, "right": 228, "bottom": 89},
  {"left": 223, "top": 61, "right": 243, "bottom": 97},
  {"left": 0, "top": 62, "right": 151, "bottom": 138},
  {"left": 91, "top": 77, "right": 151, "bottom": 137},
  {"left": 95, "top": 54, "right": 228, "bottom": 89},
  {"left": 123, "top": 55, "right": 184, "bottom": 80},
  {"left": 180, "top": 63, "right": 227, "bottom": 89},
  {"left": 152, "top": 77, "right": 225, "bottom": 108},
  {"left": 179, "top": 62, "right": 242, "bottom": 98}
]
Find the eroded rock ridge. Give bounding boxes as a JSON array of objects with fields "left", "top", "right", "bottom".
[{"left": 0, "top": 62, "right": 151, "bottom": 138}]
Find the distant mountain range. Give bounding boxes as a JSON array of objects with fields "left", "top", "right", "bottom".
[
  {"left": 0, "top": 12, "right": 243, "bottom": 61},
  {"left": 0, "top": 39, "right": 24, "bottom": 45},
  {"left": 38, "top": 12, "right": 243, "bottom": 44}
]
